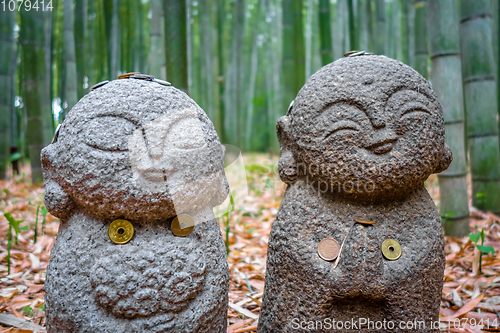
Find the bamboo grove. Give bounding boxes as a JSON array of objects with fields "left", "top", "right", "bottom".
[{"left": 0, "top": 0, "right": 499, "bottom": 236}]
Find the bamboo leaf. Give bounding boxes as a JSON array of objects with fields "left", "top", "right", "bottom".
[
  {"left": 469, "top": 232, "right": 481, "bottom": 243},
  {"left": 476, "top": 245, "right": 495, "bottom": 254}
]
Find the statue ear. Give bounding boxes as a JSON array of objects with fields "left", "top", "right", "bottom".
[
  {"left": 277, "top": 116, "right": 298, "bottom": 184},
  {"left": 41, "top": 146, "right": 75, "bottom": 221},
  {"left": 209, "top": 175, "right": 230, "bottom": 207},
  {"left": 434, "top": 143, "right": 453, "bottom": 174}
]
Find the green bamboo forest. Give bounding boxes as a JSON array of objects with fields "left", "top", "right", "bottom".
[{"left": 0, "top": 0, "right": 500, "bottom": 237}]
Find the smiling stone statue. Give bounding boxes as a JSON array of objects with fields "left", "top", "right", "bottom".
[
  {"left": 42, "top": 76, "right": 229, "bottom": 332},
  {"left": 258, "top": 54, "right": 452, "bottom": 332}
]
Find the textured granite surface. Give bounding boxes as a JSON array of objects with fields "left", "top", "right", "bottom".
[
  {"left": 42, "top": 79, "right": 229, "bottom": 332},
  {"left": 258, "top": 55, "right": 451, "bottom": 332}
]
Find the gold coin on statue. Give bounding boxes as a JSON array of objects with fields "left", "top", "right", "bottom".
[
  {"left": 353, "top": 219, "right": 376, "bottom": 225},
  {"left": 108, "top": 219, "right": 134, "bottom": 244},
  {"left": 317, "top": 238, "right": 341, "bottom": 261},
  {"left": 118, "top": 72, "right": 140, "bottom": 79},
  {"left": 171, "top": 214, "right": 195, "bottom": 237},
  {"left": 381, "top": 239, "right": 402, "bottom": 260},
  {"left": 344, "top": 50, "right": 361, "bottom": 57}
]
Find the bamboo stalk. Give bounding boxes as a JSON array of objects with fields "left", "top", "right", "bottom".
[
  {"left": 282, "top": 0, "right": 305, "bottom": 111},
  {"left": 357, "top": 0, "right": 369, "bottom": 51},
  {"left": 400, "top": 0, "right": 410, "bottom": 64},
  {"left": 386, "top": 0, "right": 394, "bottom": 58},
  {"left": 164, "top": 0, "right": 188, "bottom": 92},
  {"left": 20, "top": 10, "right": 45, "bottom": 183},
  {"left": 216, "top": 0, "right": 226, "bottom": 142},
  {"left": 75, "top": 0, "right": 87, "bottom": 98},
  {"left": 245, "top": 0, "right": 264, "bottom": 149},
  {"left": 367, "top": 0, "right": 374, "bottom": 53},
  {"left": 231, "top": 0, "right": 245, "bottom": 147},
  {"left": 413, "top": 0, "right": 428, "bottom": 78},
  {"left": 0, "top": 10, "right": 15, "bottom": 179},
  {"left": 109, "top": 0, "right": 120, "bottom": 77},
  {"left": 119, "top": 0, "right": 133, "bottom": 72},
  {"left": 148, "top": 0, "right": 164, "bottom": 78},
  {"left": 86, "top": 0, "right": 95, "bottom": 86},
  {"left": 347, "top": 0, "right": 357, "bottom": 51},
  {"left": 374, "top": 0, "right": 385, "bottom": 55},
  {"left": 62, "top": 0, "right": 78, "bottom": 119},
  {"left": 428, "top": 0, "right": 469, "bottom": 236},
  {"left": 305, "top": 0, "right": 313, "bottom": 77},
  {"left": 460, "top": 0, "right": 500, "bottom": 212},
  {"left": 318, "top": 0, "right": 333, "bottom": 65},
  {"left": 210, "top": 0, "right": 221, "bottom": 134}
]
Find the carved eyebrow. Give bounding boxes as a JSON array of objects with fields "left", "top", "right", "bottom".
[
  {"left": 385, "top": 88, "right": 433, "bottom": 109},
  {"left": 81, "top": 114, "right": 142, "bottom": 128},
  {"left": 320, "top": 100, "right": 370, "bottom": 119}
]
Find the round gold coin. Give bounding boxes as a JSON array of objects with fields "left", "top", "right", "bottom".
[
  {"left": 344, "top": 50, "right": 361, "bottom": 57},
  {"left": 317, "top": 238, "right": 341, "bottom": 261},
  {"left": 118, "top": 72, "right": 140, "bottom": 79},
  {"left": 381, "top": 239, "right": 402, "bottom": 260},
  {"left": 171, "top": 214, "right": 195, "bottom": 237},
  {"left": 108, "top": 219, "right": 135, "bottom": 244}
]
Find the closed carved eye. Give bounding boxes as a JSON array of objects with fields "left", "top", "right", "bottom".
[
  {"left": 84, "top": 116, "right": 138, "bottom": 151},
  {"left": 400, "top": 103, "right": 431, "bottom": 119},
  {"left": 324, "top": 120, "right": 361, "bottom": 140},
  {"left": 166, "top": 117, "right": 206, "bottom": 150}
]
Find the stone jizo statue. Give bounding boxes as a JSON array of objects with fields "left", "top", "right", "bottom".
[
  {"left": 258, "top": 54, "right": 452, "bottom": 333},
  {"left": 42, "top": 75, "right": 229, "bottom": 332}
]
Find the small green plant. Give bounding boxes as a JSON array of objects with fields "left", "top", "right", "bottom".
[
  {"left": 469, "top": 229, "right": 495, "bottom": 272},
  {"left": 41, "top": 206, "right": 48, "bottom": 234},
  {"left": 224, "top": 190, "right": 236, "bottom": 256},
  {"left": 21, "top": 306, "right": 33, "bottom": 317},
  {"left": 265, "top": 177, "right": 272, "bottom": 189},
  {"left": 3, "top": 212, "right": 25, "bottom": 275},
  {"left": 475, "top": 192, "right": 487, "bottom": 209},
  {"left": 9, "top": 152, "right": 22, "bottom": 164},
  {"left": 31, "top": 202, "right": 47, "bottom": 243},
  {"left": 34, "top": 204, "right": 40, "bottom": 243}
]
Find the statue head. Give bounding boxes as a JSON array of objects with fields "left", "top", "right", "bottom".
[
  {"left": 42, "top": 78, "right": 229, "bottom": 222},
  {"left": 277, "top": 55, "right": 452, "bottom": 203}
]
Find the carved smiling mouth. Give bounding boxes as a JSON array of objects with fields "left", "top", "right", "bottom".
[
  {"left": 367, "top": 139, "right": 397, "bottom": 154},
  {"left": 140, "top": 169, "right": 166, "bottom": 181}
]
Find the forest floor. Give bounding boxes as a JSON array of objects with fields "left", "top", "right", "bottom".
[{"left": 0, "top": 153, "right": 499, "bottom": 333}]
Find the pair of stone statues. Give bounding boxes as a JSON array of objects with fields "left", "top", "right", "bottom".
[{"left": 42, "top": 55, "right": 451, "bottom": 332}]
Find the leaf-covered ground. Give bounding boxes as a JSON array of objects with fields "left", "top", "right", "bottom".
[{"left": 0, "top": 154, "right": 499, "bottom": 333}]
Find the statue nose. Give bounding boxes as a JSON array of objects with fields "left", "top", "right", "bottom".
[
  {"left": 366, "top": 129, "right": 398, "bottom": 154},
  {"left": 143, "top": 124, "right": 166, "bottom": 159}
]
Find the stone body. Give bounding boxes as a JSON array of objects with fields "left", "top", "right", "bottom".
[
  {"left": 42, "top": 78, "right": 229, "bottom": 332},
  {"left": 258, "top": 55, "right": 452, "bottom": 332}
]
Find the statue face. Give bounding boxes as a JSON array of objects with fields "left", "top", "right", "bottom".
[
  {"left": 42, "top": 79, "right": 227, "bottom": 221},
  {"left": 287, "top": 56, "right": 448, "bottom": 202}
]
